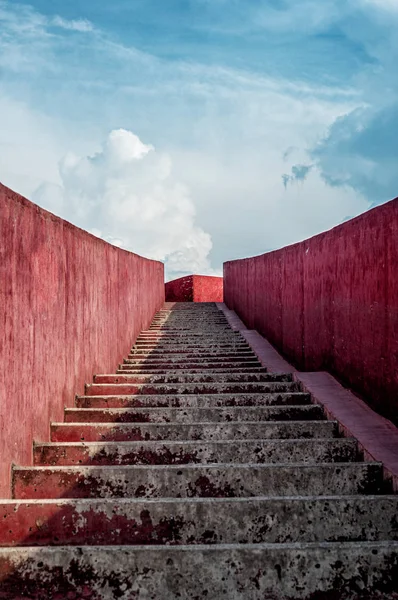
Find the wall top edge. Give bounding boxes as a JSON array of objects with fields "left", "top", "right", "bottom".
[
  {"left": 223, "top": 195, "right": 398, "bottom": 267},
  {"left": 0, "top": 182, "right": 164, "bottom": 267}
]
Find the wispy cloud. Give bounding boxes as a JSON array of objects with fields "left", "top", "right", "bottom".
[
  {"left": 282, "top": 165, "right": 313, "bottom": 189},
  {"left": 359, "top": 0, "right": 398, "bottom": 13},
  {"left": 51, "top": 16, "right": 94, "bottom": 33}
]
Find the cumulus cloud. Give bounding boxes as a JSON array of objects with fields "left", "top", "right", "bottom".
[{"left": 33, "top": 129, "right": 215, "bottom": 279}]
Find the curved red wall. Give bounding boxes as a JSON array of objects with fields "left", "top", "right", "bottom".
[
  {"left": 0, "top": 183, "right": 164, "bottom": 496},
  {"left": 165, "top": 275, "right": 223, "bottom": 302},
  {"left": 224, "top": 198, "right": 398, "bottom": 425}
]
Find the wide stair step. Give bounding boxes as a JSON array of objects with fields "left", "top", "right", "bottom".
[
  {"left": 33, "top": 438, "right": 359, "bottom": 466},
  {"left": 12, "top": 462, "right": 386, "bottom": 499},
  {"left": 49, "top": 420, "right": 337, "bottom": 442},
  {"left": 63, "top": 404, "right": 324, "bottom": 423},
  {"left": 1, "top": 496, "right": 397, "bottom": 546},
  {"left": 75, "top": 391, "right": 312, "bottom": 408}
]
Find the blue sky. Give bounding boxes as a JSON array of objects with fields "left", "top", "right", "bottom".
[{"left": 0, "top": 0, "right": 397, "bottom": 278}]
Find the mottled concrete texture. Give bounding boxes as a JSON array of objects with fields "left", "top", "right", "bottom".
[
  {"left": 0, "top": 543, "right": 397, "bottom": 599},
  {"left": 0, "top": 183, "right": 164, "bottom": 496},
  {"left": 223, "top": 198, "right": 398, "bottom": 425},
  {"left": 165, "top": 274, "right": 223, "bottom": 302}
]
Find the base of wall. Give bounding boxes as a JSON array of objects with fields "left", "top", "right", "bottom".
[{"left": 217, "top": 303, "right": 398, "bottom": 492}]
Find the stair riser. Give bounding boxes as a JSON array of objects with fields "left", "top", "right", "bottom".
[
  {"left": 85, "top": 382, "right": 300, "bottom": 396},
  {"left": 50, "top": 421, "right": 337, "bottom": 443},
  {"left": 135, "top": 340, "right": 246, "bottom": 345},
  {"left": 124, "top": 356, "right": 260, "bottom": 365},
  {"left": 2, "top": 544, "right": 396, "bottom": 599},
  {"left": 131, "top": 342, "right": 251, "bottom": 348},
  {"left": 1, "top": 543, "right": 397, "bottom": 600},
  {"left": 75, "top": 392, "right": 312, "bottom": 409},
  {"left": 2, "top": 497, "right": 396, "bottom": 547},
  {"left": 149, "top": 326, "right": 231, "bottom": 330},
  {"left": 117, "top": 367, "right": 266, "bottom": 374},
  {"left": 92, "top": 374, "right": 292, "bottom": 385},
  {"left": 137, "top": 334, "right": 243, "bottom": 340},
  {"left": 128, "top": 350, "right": 257, "bottom": 357},
  {"left": 119, "top": 362, "right": 262, "bottom": 369},
  {"left": 133, "top": 342, "right": 247, "bottom": 348},
  {"left": 63, "top": 405, "right": 323, "bottom": 423},
  {"left": 12, "top": 463, "right": 384, "bottom": 499},
  {"left": 34, "top": 439, "right": 359, "bottom": 466}
]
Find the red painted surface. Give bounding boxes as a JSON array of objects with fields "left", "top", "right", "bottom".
[
  {"left": 0, "top": 183, "right": 164, "bottom": 497},
  {"left": 165, "top": 275, "right": 223, "bottom": 302},
  {"left": 224, "top": 198, "right": 398, "bottom": 424}
]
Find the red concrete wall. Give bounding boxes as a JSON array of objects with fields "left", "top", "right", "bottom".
[
  {"left": 165, "top": 275, "right": 223, "bottom": 302},
  {"left": 224, "top": 198, "right": 398, "bottom": 424},
  {"left": 0, "top": 183, "right": 164, "bottom": 497},
  {"left": 193, "top": 275, "right": 223, "bottom": 302},
  {"left": 165, "top": 276, "right": 194, "bottom": 302}
]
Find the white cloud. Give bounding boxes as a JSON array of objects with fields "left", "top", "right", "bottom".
[
  {"left": 33, "top": 129, "right": 216, "bottom": 279},
  {"left": 51, "top": 16, "right": 94, "bottom": 33},
  {"left": 0, "top": 0, "right": 393, "bottom": 275}
]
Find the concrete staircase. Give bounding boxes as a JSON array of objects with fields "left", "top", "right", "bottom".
[{"left": 0, "top": 303, "right": 397, "bottom": 598}]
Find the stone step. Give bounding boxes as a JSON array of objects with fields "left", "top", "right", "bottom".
[
  {"left": 50, "top": 420, "right": 337, "bottom": 442},
  {"left": 149, "top": 322, "right": 230, "bottom": 326},
  {"left": 1, "top": 495, "right": 397, "bottom": 547},
  {"left": 92, "top": 373, "right": 291, "bottom": 385},
  {"left": 138, "top": 333, "right": 243, "bottom": 339},
  {"left": 132, "top": 345, "right": 251, "bottom": 352},
  {"left": 138, "top": 332, "right": 243, "bottom": 337},
  {"left": 1, "top": 542, "right": 396, "bottom": 598},
  {"left": 117, "top": 366, "right": 266, "bottom": 374},
  {"left": 127, "top": 353, "right": 258, "bottom": 361},
  {"left": 151, "top": 316, "right": 227, "bottom": 320},
  {"left": 152, "top": 314, "right": 226, "bottom": 318},
  {"left": 128, "top": 349, "right": 257, "bottom": 357},
  {"left": 64, "top": 405, "right": 323, "bottom": 423},
  {"left": 85, "top": 382, "right": 300, "bottom": 396},
  {"left": 133, "top": 340, "right": 248, "bottom": 347},
  {"left": 124, "top": 356, "right": 260, "bottom": 365},
  {"left": 33, "top": 438, "right": 359, "bottom": 467},
  {"left": 149, "top": 328, "right": 234, "bottom": 332},
  {"left": 76, "top": 392, "right": 312, "bottom": 409},
  {"left": 12, "top": 462, "right": 385, "bottom": 499}
]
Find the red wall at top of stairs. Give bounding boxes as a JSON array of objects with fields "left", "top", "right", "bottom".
[{"left": 165, "top": 275, "right": 223, "bottom": 302}]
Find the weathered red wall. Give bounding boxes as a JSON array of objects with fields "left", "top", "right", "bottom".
[
  {"left": 165, "top": 275, "right": 223, "bottom": 302},
  {"left": 224, "top": 198, "right": 398, "bottom": 424},
  {"left": 165, "top": 276, "right": 194, "bottom": 302},
  {"left": 193, "top": 275, "right": 223, "bottom": 302},
  {"left": 0, "top": 183, "right": 164, "bottom": 497}
]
